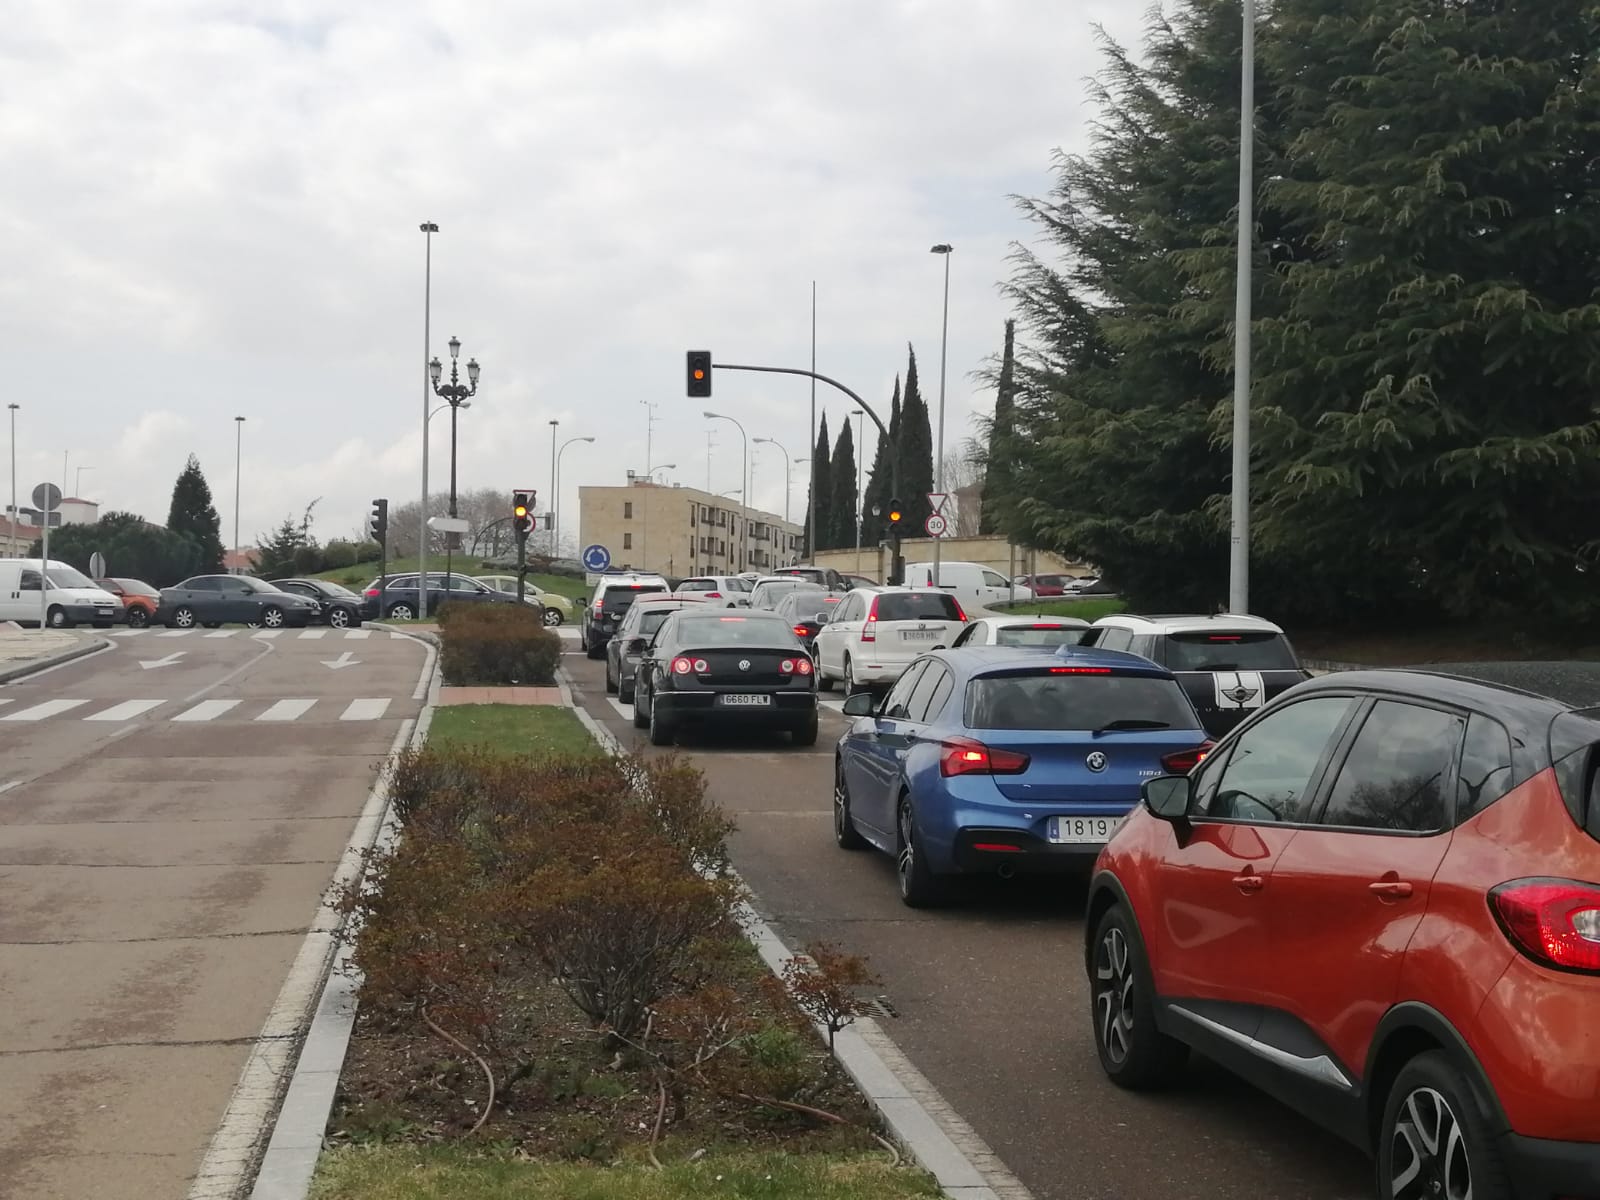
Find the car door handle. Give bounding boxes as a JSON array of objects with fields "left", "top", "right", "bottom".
[
  {"left": 1369, "top": 880, "right": 1414, "bottom": 899},
  {"left": 1231, "top": 871, "right": 1265, "bottom": 894}
]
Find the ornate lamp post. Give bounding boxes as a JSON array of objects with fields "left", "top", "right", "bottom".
[{"left": 429, "top": 335, "right": 480, "bottom": 585}]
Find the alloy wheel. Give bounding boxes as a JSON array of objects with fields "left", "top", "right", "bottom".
[
  {"left": 1390, "top": 1087, "right": 1472, "bottom": 1200},
  {"left": 389, "top": 604, "right": 413, "bottom": 621},
  {"left": 329, "top": 608, "right": 351, "bottom": 628},
  {"left": 174, "top": 608, "right": 195, "bottom": 629},
  {"left": 543, "top": 608, "right": 562, "bottom": 626},
  {"left": 834, "top": 770, "right": 850, "bottom": 840},
  {"left": 262, "top": 607, "right": 285, "bottom": 628},
  {"left": 1093, "top": 926, "right": 1135, "bottom": 1066},
  {"left": 896, "top": 802, "right": 915, "bottom": 888}
]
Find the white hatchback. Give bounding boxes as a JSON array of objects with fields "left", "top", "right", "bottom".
[{"left": 812, "top": 587, "right": 969, "bottom": 693}]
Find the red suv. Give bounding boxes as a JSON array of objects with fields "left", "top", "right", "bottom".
[{"left": 1086, "top": 664, "right": 1600, "bottom": 1200}]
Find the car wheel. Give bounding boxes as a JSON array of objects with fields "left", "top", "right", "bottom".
[
  {"left": 792, "top": 713, "right": 819, "bottom": 747},
  {"left": 896, "top": 795, "right": 946, "bottom": 908},
  {"left": 619, "top": 679, "right": 635, "bottom": 705},
  {"left": 844, "top": 654, "right": 863, "bottom": 695},
  {"left": 126, "top": 607, "right": 150, "bottom": 629},
  {"left": 1090, "top": 905, "right": 1188, "bottom": 1089},
  {"left": 605, "top": 659, "right": 618, "bottom": 695},
  {"left": 1378, "top": 1052, "right": 1513, "bottom": 1200},
  {"left": 817, "top": 663, "right": 836, "bottom": 693},
  {"left": 833, "top": 760, "right": 868, "bottom": 850},
  {"left": 648, "top": 697, "right": 676, "bottom": 746},
  {"left": 170, "top": 606, "right": 196, "bottom": 630},
  {"left": 328, "top": 607, "right": 352, "bottom": 628},
  {"left": 542, "top": 607, "right": 563, "bottom": 627},
  {"left": 385, "top": 602, "right": 414, "bottom": 621},
  {"left": 586, "top": 640, "right": 605, "bottom": 661},
  {"left": 260, "top": 606, "right": 285, "bottom": 629},
  {"left": 46, "top": 606, "right": 71, "bottom": 629},
  {"left": 632, "top": 689, "right": 649, "bottom": 729}
]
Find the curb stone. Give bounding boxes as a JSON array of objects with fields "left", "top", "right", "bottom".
[
  {"left": 0, "top": 634, "right": 110, "bottom": 684},
  {"left": 555, "top": 665, "right": 1035, "bottom": 1200}
]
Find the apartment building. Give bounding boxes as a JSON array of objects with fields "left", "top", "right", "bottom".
[{"left": 578, "top": 479, "right": 804, "bottom": 578}]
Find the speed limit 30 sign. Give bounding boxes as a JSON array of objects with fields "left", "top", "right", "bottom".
[{"left": 925, "top": 512, "right": 949, "bottom": 537}]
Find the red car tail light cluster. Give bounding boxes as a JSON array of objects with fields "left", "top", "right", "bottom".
[
  {"left": 1161, "top": 742, "right": 1215, "bottom": 775},
  {"left": 940, "top": 736, "right": 1030, "bottom": 778},
  {"left": 670, "top": 657, "right": 710, "bottom": 675},
  {"left": 861, "top": 596, "right": 879, "bottom": 643},
  {"left": 1490, "top": 878, "right": 1600, "bottom": 974},
  {"left": 778, "top": 658, "right": 813, "bottom": 676}
]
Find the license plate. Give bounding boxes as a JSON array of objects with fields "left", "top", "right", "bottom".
[
  {"left": 902, "top": 630, "right": 939, "bottom": 641},
  {"left": 1048, "top": 814, "right": 1127, "bottom": 844},
  {"left": 718, "top": 694, "right": 771, "bottom": 707}
]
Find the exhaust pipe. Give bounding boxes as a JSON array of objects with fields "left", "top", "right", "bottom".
[{"left": 996, "top": 862, "right": 1017, "bottom": 880}]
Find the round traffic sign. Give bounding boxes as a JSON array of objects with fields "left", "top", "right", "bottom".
[
  {"left": 582, "top": 543, "right": 612, "bottom": 572},
  {"left": 32, "top": 482, "right": 62, "bottom": 512},
  {"left": 924, "top": 512, "right": 948, "bottom": 538}
]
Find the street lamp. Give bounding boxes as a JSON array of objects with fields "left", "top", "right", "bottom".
[
  {"left": 930, "top": 243, "right": 953, "bottom": 588},
  {"left": 417, "top": 221, "right": 440, "bottom": 617},
  {"left": 1229, "top": 0, "right": 1258, "bottom": 614},
  {"left": 7, "top": 404, "right": 18, "bottom": 556},
  {"left": 548, "top": 419, "right": 558, "bottom": 558},
  {"left": 704, "top": 411, "right": 747, "bottom": 571},
  {"left": 752, "top": 436, "right": 797, "bottom": 524},
  {"left": 232, "top": 415, "right": 245, "bottom": 569},
  {"left": 553, "top": 435, "right": 595, "bottom": 558},
  {"left": 429, "top": 335, "right": 481, "bottom": 586},
  {"left": 852, "top": 408, "right": 866, "bottom": 572}
]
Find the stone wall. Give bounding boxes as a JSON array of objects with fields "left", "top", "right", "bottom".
[{"left": 810, "top": 536, "right": 1089, "bottom": 582}]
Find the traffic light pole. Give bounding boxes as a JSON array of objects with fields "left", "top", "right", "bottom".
[{"left": 709, "top": 362, "right": 903, "bottom": 583}]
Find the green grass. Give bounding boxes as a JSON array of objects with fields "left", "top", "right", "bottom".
[
  {"left": 311, "top": 1146, "right": 940, "bottom": 1200},
  {"left": 429, "top": 704, "right": 600, "bottom": 758},
  {"left": 996, "top": 596, "right": 1126, "bottom": 622}
]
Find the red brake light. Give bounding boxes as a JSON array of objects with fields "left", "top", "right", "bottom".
[
  {"left": 1490, "top": 879, "right": 1600, "bottom": 974},
  {"left": 952, "top": 599, "right": 968, "bottom": 621},
  {"left": 940, "top": 736, "right": 1030, "bottom": 778},
  {"left": 1029, "top": 624, "right": 1065, "bottom": 631},
  {"left": 671, "top": 656, "right": 693, "bottom": 675},
  {"left": 1208, "top": 634, "right": 1242, "bottom": 642},
  {"left": 1161, "top": 741, "right": 1214, "bottom": 775},
  {"left": 365, "top": 588, "right": 379, "bottom": 597},
  {"left": 862, "top": 596, "right": 879, "bottom": 643},
  {"left": 796, "top": 658, "right": 812, "bottom": 675},
  {"left": 594, "top": 599, "right": 604, "bottom": 613},
  {"left": 1049, "top": 666, "right": 1112, "bottom": 674},
  {"left": 794, "top": 625, "right": 810, "bottom": 637},
  {"left": 718, "top": 617, "right": 746, "bottom": 622}
]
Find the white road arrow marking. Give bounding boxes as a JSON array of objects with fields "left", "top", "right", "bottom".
[
  {"left": 139, "top": 652, "right": 185, "bottom": 670},
  {"left": 321, "top": 651, "right": 360, "bottom": 670}
]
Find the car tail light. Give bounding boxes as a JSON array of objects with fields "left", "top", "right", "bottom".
[
  {"left": 796, "top": 658, "right": 812, "bottom": 675},
  {"left": 862, "top": 596, "right": 879, "bottom": 643},
  {"left": 1161, "top": 742, "right": 1214, "bottom": 774},
  {"left": 594, "top": 599, "right": 604, "bottom": 614},
  {"left": 952, "top": 599, "right": 968, "bottom": 621},
  {"left": 671, "top": 657, "right": 693, "bottom": 675},
  {"left": 693, "top": 658, "right": 709, "bottom": 673},
  {"left": 780, "top": 659, "right": 795, "bottom": 674},
  {"left": 365, "top": 588, "right": 379, "bottom": 597},
  {"left": 1050, "top": 666, "right": 1112, "bottom": 674},
  {"left": 705, "top": 591, "right": 721, "bottom": 598},
  {"left": 940, "top": 736, "right": 1030, "bottom": 778},
  {"left": 794, "top": 625, "right": 810, "bottom": 637},
  {"left": 1490, "top": 879, "right": 1600, "bottom": 974}
]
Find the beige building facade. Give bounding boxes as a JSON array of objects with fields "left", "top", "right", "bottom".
[
  {"left": 809, "top": 535, "right": 1090, "bottom": 585},
  {"left": 578, "top": 480, "right": 803, "bottom": 578}
]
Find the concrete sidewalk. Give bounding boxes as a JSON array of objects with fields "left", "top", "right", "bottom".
[{"left": 0, "top": 626, "right": 104, "bottom": 682}]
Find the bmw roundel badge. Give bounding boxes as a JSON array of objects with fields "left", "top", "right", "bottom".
[{"left": 1086, "top": 751, "right": 1108, "bottom": 773}]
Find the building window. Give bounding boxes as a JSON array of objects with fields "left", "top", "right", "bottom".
[
  {"left": 624, "top": 501, "right": 633, "bottom": 519},
  {"left": 623, "top": 532, "right": 633, "bottom": 550}
]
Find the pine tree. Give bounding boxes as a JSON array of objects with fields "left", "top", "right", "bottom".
[
  {"left": 861, "top": 376, "right": 900, "bottom": 540},
  {"left": 254, "top": 516, "right": 307, "bottom": 579},
  {"left": 827, "top": 420, "right": 858, "bottom": 552},
  {"left": 979, "top": 320, "right": 1018, "bottom": 536},
  {"left": 898, "top": 346, "right": 936, "bottom": 537},
  {"left": 809, "top": 414, "right": 832, "bottom": 554},
  {"left": 166, "top": 454, "right": 226, "bottom": 573}
]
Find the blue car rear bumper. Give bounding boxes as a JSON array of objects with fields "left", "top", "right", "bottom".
[{"left": 918, "top": 780, "right": 1139, "bottom": 875}]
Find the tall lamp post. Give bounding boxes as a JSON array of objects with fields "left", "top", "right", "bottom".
[
  {"left": 751, "top": 437, "right": 797, "bottom": 524},
  {"left": 548, "top": 419, "right": 559, "bottom": 558},
  {"left": 1229, "top": 0, "right": 1258, "bottom": 614},
  {"left": 704, "top": 411, "right": 747, "bottom": 571},
  {"left": 429, "top": 336, "right": 481, "bottom": 586},
  {"left": 418, "top": 220, "right": 439, "bottom": 618},
  {"left": 553, "top": 436, "right": 595, "bottom": 560},
  {"left": 852, "top": 409, "right": 866, "bottom": 573},
  {"left": 929, "top": 243, "right": 953, "bottom": 588},
  {"left": 233, "top": 415, "right": 245, "bottom": 570},
  {"left": 7, "top": 403, "right": 18, "bottom": 557}
]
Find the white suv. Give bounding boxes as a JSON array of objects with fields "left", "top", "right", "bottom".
[{"left": 813, "top": 587, "right": 969, "bottom": 693}]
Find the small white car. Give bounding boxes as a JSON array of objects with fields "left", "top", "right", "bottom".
[
  {"left": 673, "top": 575, "right": 752, "bottom": 607},
  {"left": 812, "top": 586, "right": 969, "bottom": 693},
  {"left": 948, "top": 615, "right": 1090, "bottom": 649}
]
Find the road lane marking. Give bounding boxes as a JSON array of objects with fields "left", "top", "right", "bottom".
[
  {"left": 139, "top": 651, "right": 185, "bottom": 670},
  {"left": 344, "top": 629, "right": 371, "bottom": 639},
  {"left": 0, "top": 779, "right": 18, "bottom": 795},
  {"left": 251, "top": 630, "right": 284, "bottom": 640},
  {"left": 3, "top": 699, "right": 91, "bottom": 721},
  {"left": 172, "top": 699, "right": 241, "bottom": 722},
  {"left": 85, "top": 699, "right": 165, "bottom": 721},
  {"left": 606, "top": 698, "right": 632, "bottom": 720},
  {"left": 0, "top": 699, "right": 11, "bottom": 712},
  {"left": 157, "top": 629, "right": 194, "bottom": 638},
  {"left": 112, "top": 629, "right": 149, "bottom": 637},
  {"left": 299, "top": 629, "right": 329, "bottom": 640},
  {"left": 257, "top": 698, "right": 316, "bottom": 722},
  {"left": 322, "top": 652, "right": 359, "bottom": 671},
  {"left": 204, "top": 630, "right": 236, "bottom": 638},
  {"left": 339, "top": 698, "right": 390, "bottom": 721}
]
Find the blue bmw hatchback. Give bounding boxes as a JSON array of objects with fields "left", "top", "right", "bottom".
[{"left": 833, "top": 646, "right": 1212, "bottom": 906}]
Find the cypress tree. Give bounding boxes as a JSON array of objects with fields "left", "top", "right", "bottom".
[
  {"left": 862, "top": 376, "right": 900, "bottom": 539},
  {"left": 979, "top": 320, "right": 1018, "bottom": 536},
  {"left": 898, "top": 346, "right": 936, "bottom": 536},
  {"left": 810, "top": 414, "right": 832, "bottom": 555},
  {"left": 827, "top": 419, "right": 858, "bottom": 552},
  {"left": 166, "top": 454, "right": 226, "bottom": 573}
]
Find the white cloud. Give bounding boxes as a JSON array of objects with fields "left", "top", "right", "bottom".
[{"left": 0, "top": 0, "right": 1152, "bottom": 545}]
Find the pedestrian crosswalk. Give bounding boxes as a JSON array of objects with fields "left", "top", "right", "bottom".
[
  {"left": 0, "top": 697, "right": 394, "bottom": 725},
  {"left": 110, "top": 628, "right": 407, "bottom": 640}
]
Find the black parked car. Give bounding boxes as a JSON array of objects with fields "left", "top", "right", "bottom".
[
  {"left": 605, "top": 595, "right": 707, "bottom": 704},
  {"left": 773, "top": 588, "right": 844, "bottom": 655},
  {"left": 632, "top": 610, "right": 818, "bottom": 747},
  {"left": 359, "top": 572, "right": 529, "bottom": 621},
  {"left": 157, "top": 575, "right": 320, "bottom": 629},
  {"left": 271, "top": 578, "right": 365, "bottom": 628}
]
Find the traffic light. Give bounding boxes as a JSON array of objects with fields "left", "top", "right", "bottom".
[
  {"left": 368, "top": 498, "right": 388, "bottom": 545},
  {"left": 512, "top": 489, "right": 536, "bottom": 537},
  {"left": 886, "top": 498, "right": 904, "bottom": 529},
  {"left": 686, "top": 350, "right": 712, "bottom": 398}
]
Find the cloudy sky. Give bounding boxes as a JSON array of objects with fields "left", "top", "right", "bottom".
[{"left": 1, "top": 0, "right": 1151, "bottom": 552}]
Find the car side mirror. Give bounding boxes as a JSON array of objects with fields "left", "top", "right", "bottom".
[
  {"left": 815, "top": 612, "right": 831, "bottom": 625},
  {"left": 841, "top": 692, "right": 877, "bottom": 718},
  {"left": 1142, "top": 775, "right": 1193, "bottom": 822},
  {"left": 626, "top": 637, "right": 647, "bottom": 654}
]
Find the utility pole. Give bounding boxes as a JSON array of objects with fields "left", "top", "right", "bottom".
[
  {"left": 1228, "top": 0, "right": 1257, "bottom": 614},
  {"left": 808, "top": 281, "right": 817, "bottom": 559}
]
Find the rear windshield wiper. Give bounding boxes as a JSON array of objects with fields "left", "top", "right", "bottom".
[{"left": 1092, "top": 719, "right": 1172, "bottom": 735}]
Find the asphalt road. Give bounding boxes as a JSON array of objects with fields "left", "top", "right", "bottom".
[
  {"left": 564, "top": 647, "right": 1371, "bottom": 1200},
  {"left": 0, "top": 626, "right": 427, "bottom": 1200}
]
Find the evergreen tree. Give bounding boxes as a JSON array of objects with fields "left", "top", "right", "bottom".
[
  {"left": 862, "top": 376, "right": 900, "bottom": 539},
  {"left": 898, "top": 346, "right": 936, "bottom": 536},
  {"left": 809, "top": 414, "right": 832, "bottom": 554},
  {"left": 979, "top": 320, "right": 1019, "bottom": 536},
  {"left": 827, "top": 420, "right": 858, "bottom": 551},
  {"left": 31, "top": 511, "right": 203, "bottom": 588},
  {"left": 166, "top": 454, "right": 226, "bottom": 573},
  {"left": 254, "top": 516, "right": 308, "bottom": 579}
]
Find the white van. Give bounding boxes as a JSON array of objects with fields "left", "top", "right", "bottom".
[
  {"left": 0, "top": 559, "right": 121, "bottom": 628},
  {"left": 902, "top": 560, "right": 1035, "bottom": 611}
]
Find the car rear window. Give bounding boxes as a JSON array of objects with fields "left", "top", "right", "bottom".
[
  {"left": 995, "top": 624, "right": 1087, "bottom": 648},
  {"left": 673, "top": 615, "right": 800, "bottom": 647},
  {"left": 639, "top": 610, "right": 678, "bottom": 636},
  {"left": 602, "top": 584, "right": 667, "bottom": 609},
  {"left": 1165, "top": 631, "right": 1298, "bottom": 672},
  {"left": 876, "top": 593, "right": 963, "bottom": 622},
  {"left": 965, "top": 671, "right": 1201, "bottom": 732}
]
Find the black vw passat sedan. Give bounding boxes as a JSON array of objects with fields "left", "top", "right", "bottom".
[{"left": 632, "top": 611, "right": 818, "bottom": 747}]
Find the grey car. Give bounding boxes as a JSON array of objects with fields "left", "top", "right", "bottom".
[
  {"left": 157, "top": 575, "right": 319, "bottom": 629},
  {"left": 604, "top": 596, "right": 707, "bottom": 704}
]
